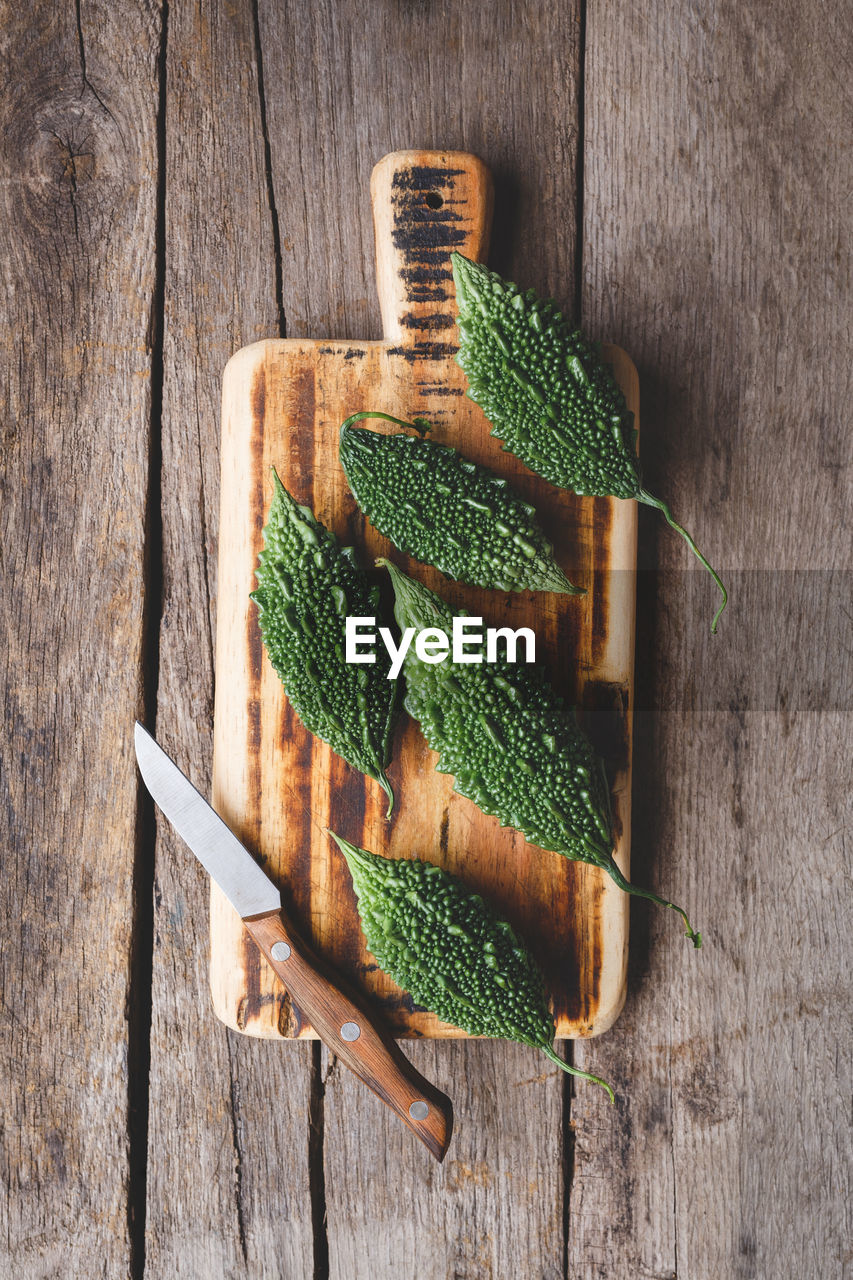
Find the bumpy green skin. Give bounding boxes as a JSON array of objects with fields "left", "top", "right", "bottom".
[
  {"left": 383, "top": 560, "right": 612, "bottom": 860},
  {"left": 452, "top": 251, "right": 728, "bottom": 633},
  {"left": 382, "top": 560, "right": 701, "bottom": 945},
  {"left": 452, "top": 252, "right": 641, "bottom": 499},
  {"left": 251, "top": 470, "right": 399, "bottom": 813},
  {"left": 329, "top": 832, "right": 614, "bottom": 1099},
  {"left": 339, "top": 416, "right": 583, "bottom": 595}
]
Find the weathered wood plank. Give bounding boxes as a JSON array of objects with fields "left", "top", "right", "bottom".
[
  {"left": 323, "top": 1040, "right": 566, "bottom": 1279},
  {"left": 258, "top": 0, "right": 581, "bottom": 343},
  {"left": 570, "top": 1, "right": 853, "bottom": 1274},
  {"left": 254, "top": 1, "right": 584, "bottom": 1271},
  {"left": 0, "top": 0, "right": 162, "bottom": 1273},
  {"left": 143, "top": 0, "right": 314, "bottom": 1273},
  {"left": 574, "top": 708, "right": 853, "bottom": 1279}
]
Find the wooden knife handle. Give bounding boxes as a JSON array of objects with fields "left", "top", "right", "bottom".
[{"left": 243, "top": 908, "right": 453, "bottom": 1161}]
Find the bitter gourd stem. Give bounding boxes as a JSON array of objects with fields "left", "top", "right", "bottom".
[
  {"left": 637, "top": 489, "right": 728, "bottom": 634},
  {"left": 577, "top": 837, "right": 702, "bottom": 948},
  {"left": 539, "top": 1044, "right": 616, "bottom": 1104},
  {"left": 372, "top": 771, "right": 395, "bottom": 818},
  {"left": 598, "top": 850, "right": 702, "bottom": 948},
  {"left": 340, "top": 411, "right": 430, "bottom": 437}
]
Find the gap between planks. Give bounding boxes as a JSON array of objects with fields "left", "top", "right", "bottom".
[
  {"left": 129, "top": 2, "right": 169, "bottom": 1276},
  {"left": 248, "top": 5, "right": 331, "bottom": 1271}
]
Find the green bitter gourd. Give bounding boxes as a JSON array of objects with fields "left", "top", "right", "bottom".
[
  {"left": 451, "top": 251, "right": 728, "bottom": 632},
  {"left": 329, "top": 831, "right": 614, "bottom": 1100},
  {"left": 381, "top": 558, "right": 701, "bottom": 945},
  {"left": 251, "top": 469, "right": 399, "bottom": 814},
  {"left": 339, "top": 411, "right": 583, "bottom": 595}
]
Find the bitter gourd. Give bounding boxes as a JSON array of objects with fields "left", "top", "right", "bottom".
[
  {"left": 381, "top": 559, "right": 701, "bottom": 945},
  {"left": 451, "top": 252, "right": 728, "bottom": 633},
  {"left": 251, "top": 469, "right": 399, "bottom": 814},
  {"left": 329, "top": 831, "right": 614, "bottom": 1100},
  {"left": 339, "top": 411, "right": 583, "bottom": 595}
]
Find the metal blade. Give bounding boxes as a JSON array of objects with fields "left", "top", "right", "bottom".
[{"left": 134, "top": 722, "right": 281, "bottom": 919}]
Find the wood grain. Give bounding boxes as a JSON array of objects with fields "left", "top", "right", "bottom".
[
  {"left": 236, "top": 5, "right": 584, "bottom": 1274},
  {"left": 323, "top": 1038, "right": 567, "bottom": 1280},
  {"left": 211, "top": 150, "right": 635, "bottom": 1042},
  {"left": 143, "top": 0, "right": 314, "bottom": 1274},
  {"left": 256, "top": 0, "right": 581, "bottom": 344},
  {"left": 3, "top": 0, "right": 849, "bottom": 1275},
  {"left": 569, "top": 1, "right": 853, "bottom": 1276},
  {"left": 0, "top": 0, "right": 161, "bottom": 1273}
]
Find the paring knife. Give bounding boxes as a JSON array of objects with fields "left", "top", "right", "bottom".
[{"left": 134, "top": 722, "right": 453, "bottom": 1161}]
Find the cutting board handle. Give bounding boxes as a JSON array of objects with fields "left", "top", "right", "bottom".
[{"left": 371, "top": 150, "right": 493, "bottom": 345}]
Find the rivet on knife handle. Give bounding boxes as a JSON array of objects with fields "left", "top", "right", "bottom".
[{"left": 243, "top": 908, "right": 453, "bottom": 1161}]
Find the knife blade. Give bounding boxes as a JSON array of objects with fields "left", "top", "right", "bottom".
[{"left": 134, "top": 722, "right": 453, "bottom": 1161}]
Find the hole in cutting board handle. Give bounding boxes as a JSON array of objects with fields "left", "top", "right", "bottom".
[{"left": 425, "top": 191, "right": 443, "bottom": 209}]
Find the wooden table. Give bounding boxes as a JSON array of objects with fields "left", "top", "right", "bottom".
[{"left": 2, "top": 3, "right": 850, "bottom": 1276}]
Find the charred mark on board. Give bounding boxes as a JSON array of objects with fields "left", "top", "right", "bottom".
[
  {"left": 392, "top": 205, "right": 464, "bottom": 224},
  {"left": 400, "top": 311, "right": 455, "bottom": 330},
  {"left": 404, "top": 288, "right": 449, "bottom": 304},
  {"left": 580, "top": 680, "right": 631, "bottom": 781},
  {"left": 401, "top": 266, "right": 453, "bottom": 285},
  {"left": 391, "top": 165, "right": 465, "bottom": 191},
  {"left": 392, "top": 226, "right": 468, "bottom": 251},
  {"left": 387, "top": 341, "right": 459, "bottom": 363},
  {"left": 316, "top": 346, "right": 366, "bottom": 360}
]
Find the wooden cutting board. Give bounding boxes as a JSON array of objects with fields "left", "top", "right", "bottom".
[{"left": 211, "top": 150, "right": 637, "bottom": 1040}]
